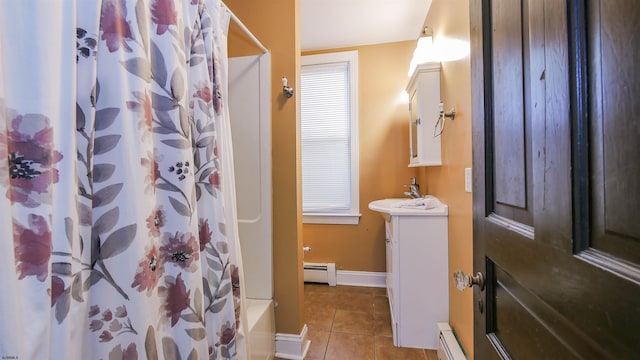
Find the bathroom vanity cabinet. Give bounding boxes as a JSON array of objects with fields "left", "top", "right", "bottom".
[
  {"left": 371, "top": 200, "right": 449, "bottom": 349},
  {"left": 406, "top": 62, "right": 441, "bottom": 167}
]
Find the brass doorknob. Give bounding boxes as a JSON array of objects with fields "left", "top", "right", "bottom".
[{"left": 454, "top": 270, "right": 485, "bottom": 291}]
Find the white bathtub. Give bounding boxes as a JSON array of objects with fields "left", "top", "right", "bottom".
[{"left": 246, "top": 298, "right": 275, "bottom": 360}]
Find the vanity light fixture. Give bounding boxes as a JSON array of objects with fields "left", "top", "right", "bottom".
[{"left": 408, "top": 27, "right": 438, "bottom": 77}]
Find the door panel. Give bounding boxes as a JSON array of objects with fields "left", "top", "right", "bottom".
[
  {"left": 490, "top": 262, "right": 580, "bottom": 359},
  {"left": 491, "top": 0, "right": 527, "bottom": 210},
  {"left": 534, "top": 0, "right": 573, "bottom": 253},
  {"left": 472, "top": 0, "right": 640, "bottom": 358},
  {"left": 587, "top": 0, "right": 640, "bottom": 265}
]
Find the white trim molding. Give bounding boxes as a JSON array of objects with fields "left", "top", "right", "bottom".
[
  {"left": 302, "top": 213, "right": 361, "bottom": 225},
  {"left": 274, "top": 324, "right": 311, "bottom": 360},
  {"left": 336, "top": 270, "right": 386, "bottom": 288}
]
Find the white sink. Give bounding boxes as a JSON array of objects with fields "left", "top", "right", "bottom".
[{"left": 368, "top": 198, "right": 448, "bottom": 216}]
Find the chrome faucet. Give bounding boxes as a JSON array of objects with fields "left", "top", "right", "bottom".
[{"left": 403, "top": 177, "right": 422, "bottom": 198}]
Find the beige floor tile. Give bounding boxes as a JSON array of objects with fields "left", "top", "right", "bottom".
[
  {"left": 305, "top": 288, "right": 339, "bottom": 307},
  {"left": 306, "top": 328, "right": 330, "bottom": 360},
  {"left": 374, "top": 316, "right": 393, "bottom": 337},
  {"left": 337, "top": 285, "right": 375, "bottom": 295},
  {"left": 325, "top": 332, "right": 374, "bottom": 360},
  {"left": 336, "top": 292, "right": 374, "bottom": 314},
  {"left": 372, "top": 287, "right": 387, "bottom": 296},
  {"left": 332, "top": 309, "right": 375, "bottom": 335},
  {"left": 424, "top": 349, "right": 439, "bottom": 360},
  {"left": 305, "top": 301, "right": 336, "bottom": 331},
  {"left": 373, "top": 296, "right": 390, "bottom": 318},
  {"left": 374, "top": 336, "right": 427, "bottom": 360},
  {"left": 303, "top": 284, "right": 435, "bottom": 360}
]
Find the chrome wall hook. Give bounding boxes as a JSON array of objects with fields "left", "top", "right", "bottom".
[
  {"left": 434, "top": 101, "right": 455, "bottom": 137},
  {"left": 282, "top": 76, "right": 294, "bottom": 98},
  {"left": 439, "top": 101, "right": 455, "bottom": 120},
  {"left": 443, "top": 108, "right": 456, "bottom": 120}
]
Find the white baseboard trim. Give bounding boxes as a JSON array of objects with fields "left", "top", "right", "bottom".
[
  {"left": 274, "top": 324, "right": 311, "bottom": 360},
  {"left": 336, "top": 270, "right": 386, "bottom": 288}
]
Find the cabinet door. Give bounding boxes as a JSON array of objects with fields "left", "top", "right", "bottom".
[
  {"left": 384, "top": 218, "right": 394, "bottom": 300},
  {"left": 384, "top": 217, "right": 399, "bottom": 346},
  {"left": 407, "top": 63, "right": 441, "bottom": 167},
  {"left": 409, "top": 90, "right": 419, "bottom": 162}
]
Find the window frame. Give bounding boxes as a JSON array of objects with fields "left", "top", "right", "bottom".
[{"left": 300, "top": 50, "right": 360, "bottom": 225}]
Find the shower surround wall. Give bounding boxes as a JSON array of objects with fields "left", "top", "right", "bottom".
[{"left": 229, "top": 53, "right": 275, "bottom": 359}]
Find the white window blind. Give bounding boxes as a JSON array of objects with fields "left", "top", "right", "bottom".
[{"left": 301, "top": 51, "right": 359, "bottom": 224}]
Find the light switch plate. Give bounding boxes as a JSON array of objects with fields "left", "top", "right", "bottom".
[{"left": 465, "top": 168, "right": 472, "bottom": 193}]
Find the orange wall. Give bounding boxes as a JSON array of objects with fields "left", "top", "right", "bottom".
[
  {"left": 225, "top": 0, "right": 304, "bottom": 335},
  {"left": 225, "top": 0, "right": 474, "bottom": 354},
  {"left": 302, "top": 41, "right": 417, "bottom": 272},
  {"left": 418, "top": 0, "right": 474, "bottom": 358},
  {"left": 303, "top": 1, "right": 475, "bottom": 357}
]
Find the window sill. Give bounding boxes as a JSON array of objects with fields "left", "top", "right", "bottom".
[{"left": 303, "top": 213, "right": 361, "bottom": 225}]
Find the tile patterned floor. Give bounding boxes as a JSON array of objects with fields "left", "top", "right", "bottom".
[{"left": 281, "top": 283, "right": 439, "bottom": 360}]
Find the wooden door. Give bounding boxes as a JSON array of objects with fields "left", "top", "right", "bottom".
[{"left": 471, "top": 0, "right": 640, "bottom": 358}]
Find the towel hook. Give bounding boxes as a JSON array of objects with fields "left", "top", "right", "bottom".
[{"left": 282, "top": 76, "right": 294, "bottom": 98}]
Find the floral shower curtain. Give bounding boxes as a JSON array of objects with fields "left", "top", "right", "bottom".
[{"left": 0, "top": 0, "right": 247, "bottom": 359}]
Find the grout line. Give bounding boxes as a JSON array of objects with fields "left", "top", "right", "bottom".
[{"left": 305, "top": 284, "right": 437, "bottom": 360}]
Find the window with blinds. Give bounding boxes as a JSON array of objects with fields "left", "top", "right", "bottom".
[{"left": 301, "top": 51, "right": 360, "bottom": 224}]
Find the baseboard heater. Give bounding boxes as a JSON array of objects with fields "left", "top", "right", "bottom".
[
  {"left": 303, "top": 262, "right": 337, "bottom": 286},
  {"left": 437, "top": 323, "right": 466, "bottom": 360}
]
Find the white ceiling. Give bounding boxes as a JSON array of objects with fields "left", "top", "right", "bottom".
[{"left": 301, "top": 0, "right": 432, "bottom": 51}]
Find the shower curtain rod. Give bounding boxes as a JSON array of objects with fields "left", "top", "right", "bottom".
[{"left": 221, "top": 1, "right": 270, "bottom": 54}]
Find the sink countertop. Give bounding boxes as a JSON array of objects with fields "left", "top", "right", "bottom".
[{"left": 368, "top": 198, "right": 448, "bottom": 216}]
